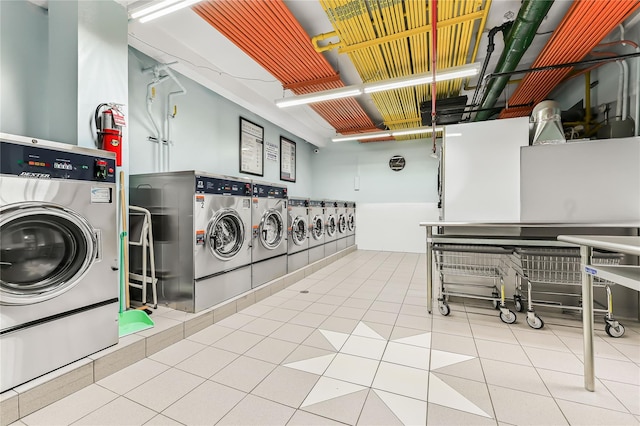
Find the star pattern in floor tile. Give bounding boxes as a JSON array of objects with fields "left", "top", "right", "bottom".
[{"left": 283, "top": 321, "right": 492, "bottom": 424}]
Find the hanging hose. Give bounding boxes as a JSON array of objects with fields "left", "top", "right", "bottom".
[{"left": 467, "top": 21, "right": 513, "bottom": 121}]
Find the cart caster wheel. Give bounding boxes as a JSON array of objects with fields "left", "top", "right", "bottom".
[
  {"left": 514, "top": 296, "right": 524, "bottom": 312},
  {"left": 492, "top": 292, "right": 500, "bottom": 309},
  {"left": 439, "top": 303, "right": 451, "bottom": 316},
  {"left": 526, "top": 314, "right": 544, "bottom": 329},
  {"left": 499, "top": 310, "right": 517, "bottom": 324},
  {"left": 605, "top": 323, "right": 625, "bottom": 338}
]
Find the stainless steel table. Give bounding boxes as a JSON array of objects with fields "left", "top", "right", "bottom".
[
  {"left": 556, "top": 235, "right": 640, "bottom": 391},
  {"left": 419, "top": 221, "right": 640, "bottom": 316}
]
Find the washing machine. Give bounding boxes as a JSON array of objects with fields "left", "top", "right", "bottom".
[
  {"left": 251, "top": 181, "right": 288, "bottom": 287},
  {"left": 130, "top": 171, "right": 252, "bottom": 313},
  {"left": 308, "top": 199, "right": 325, "bottom": 263},
  {"left": 287, "top": 197, "right": 309, "bottom": 272},
  {"left": 346, "top": 201, "right": 356, "bottom": 247},
  {"left": 0, "top": 133, "right": 118, "bottom": 392},
  {"left": 323, "top": 200, "right": 338, "bottom": 257},
  {"left": 335, "top": 201, "right": 348, "bottom": 251}
]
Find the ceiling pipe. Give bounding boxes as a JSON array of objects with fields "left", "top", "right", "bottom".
[{"left": 474, "top": 0, "right": 554, "bottom": 121}]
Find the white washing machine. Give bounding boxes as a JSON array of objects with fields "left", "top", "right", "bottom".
[
  {"left": 251, "top": 181, "right": 288, "bottom": 287},
  {"left": 346, "top": 201, "right": 356, "bottom": 247},
  {"left": 323, "top": 200, "right": 338, "bottom": 257},
  {"left": 308, "top": 199, "right": 325, "bottom": 263},
  {"left": 0, "top": 133, "right": 119, "bottom": 392},
  {"left": 130, "top": 172, "right": 252, "bottom": 312},
  {"left": 336, "top": 201, "right": 348, "bottom": 251},
  {"left": 287, "top": 197, "right": 309, "bottom": 272}
]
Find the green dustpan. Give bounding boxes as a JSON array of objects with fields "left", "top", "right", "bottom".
[{"left": 118, "top": 230, "right": 154, "bottom": 337}]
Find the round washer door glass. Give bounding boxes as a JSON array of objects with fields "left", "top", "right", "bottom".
[
  {"left": 0, "top": 203, "right": 97, "bottom": 305},
  {"left": 207, "top": 209, "right": 245, "bottom": 260},
  {"left": 290, "top": 216, "right": 308, "bottom": 246},
  {"left": 337, "top": 214, "right": 347, "bottom": 234},
  {"left": 259, "top": 209, "right": 284, "bottom": 249},
  {"left": 311, "top": 215, "right": 324, "bottom": 240},
  {"left": 347, "top": 213, "right": 355, "bottom": 231},
  {"left": 326, "top": 215, "right": 337, "bottom": 237}
]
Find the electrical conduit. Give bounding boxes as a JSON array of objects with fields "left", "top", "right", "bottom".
[
  {"left": 163, "top": 67, "right": 186, "bottom": 172},
  {"left": 145, "top": 75, "right": 169, "bottom": 172}
]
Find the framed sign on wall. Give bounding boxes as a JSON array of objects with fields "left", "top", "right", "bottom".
[
  {"left": 239, "top": 117, "right": 264, "bottom": 176},
  {"left": 280, "top": 137, "right": 296, "bottom": 182}
]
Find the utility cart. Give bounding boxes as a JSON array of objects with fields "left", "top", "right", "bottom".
[
  {"left": 514, "top": 247, "right": 625, "bottom": 336},
  {"left": 433, "top": 244, "right": 517, "bottom": 324}
]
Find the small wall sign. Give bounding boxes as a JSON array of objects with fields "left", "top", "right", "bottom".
[{"left": 389, "top": 155, "right": 406, "bottom": 171}]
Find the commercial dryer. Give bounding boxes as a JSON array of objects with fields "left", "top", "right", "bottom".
[
  {"left": 346, "top": 201, "right": 356, "bottom": 247},
  {"left": 323, "top": 200, "right": 338, "bottom": 257},
  {"left": 287, "top": 197, "right": 309, "bottom": 272},
  {"left": 251, "top": 181, "right": 288, "bottom": 287},
  {"left": 308, "top": 199, "right": 325, "bottom": 263},
  {"left": 130, "top": 171, "right": 253, "bottom": 312},
  {"left": 335, "top": 201, "right": 348, "bottom": 251},
  {"left": 0, "top": 133, "right": 118, "bottom": 392}
]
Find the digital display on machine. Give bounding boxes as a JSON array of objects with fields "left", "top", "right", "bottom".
[
  {"left": 252, "top": 183, "right": 287, "bottom": 199},
  {"left": 195, "top": 176, "right": 251, "bottom": 196},
  {"left": 288, "top": 198, "right": 308, "bottom": 207},
  {"left": 0, "top": 141, "right": 116, "bottom": 183}
]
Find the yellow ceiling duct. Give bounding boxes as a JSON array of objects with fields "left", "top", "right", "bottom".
[{"left": 316, "top": 0, "right": 491, "bottom": 137}]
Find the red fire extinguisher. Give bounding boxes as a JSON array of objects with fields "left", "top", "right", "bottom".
[{"left": 95, "top": 103, "right": 125, "bottom": 166}]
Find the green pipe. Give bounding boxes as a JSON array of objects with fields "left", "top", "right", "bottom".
[{"left": 474, "top": 0, "right": 554, "bottom": 121}]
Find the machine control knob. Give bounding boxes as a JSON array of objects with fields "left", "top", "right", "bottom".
[{"left": 95, "top": 159, "right": 108, "bottom": 180}]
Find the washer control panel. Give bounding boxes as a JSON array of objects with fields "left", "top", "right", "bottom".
[
  {"left": 195, "top": 176, "right": 251, "bottom": 196},
  {"left": 252, "top": 183, "right": 287, "bottom": 199},
  {"left": 0, "top": 140, "right": 116, "bottom": 182}
]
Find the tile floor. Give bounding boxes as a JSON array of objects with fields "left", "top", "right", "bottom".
[{"left": 10, "top": 250, "right": 640, "bottom": 425}]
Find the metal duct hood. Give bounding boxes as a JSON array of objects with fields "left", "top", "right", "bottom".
[{"left": 531, "top": 100, "right": 565, "bottom": 145}]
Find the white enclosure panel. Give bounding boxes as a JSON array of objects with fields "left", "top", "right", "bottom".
[
  {"left": 443, "top": 117, "right": 529, "bottom": 221},
  {"left": 356, "top": 203, "right": 439, "bottom": 253},
  {"left": 521, "top": 137, "right": 640, "bottom": 222}
]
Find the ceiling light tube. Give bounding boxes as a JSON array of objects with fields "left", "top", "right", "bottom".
[
  {"left": 275, "top": 87, "right": 363, "bottom": 108},
  {"left": 130, "top": 0, "right": 182, "bottom": 19},
  {"left": 364, "top": 63, "right": 480, "bottom": 94},
  {"left": 390, "top": 126, "right": 444, "bottom": 137},
  {"left": 139, "top": 0, "right": 202, "bottom": 23},
  {"left": 332, "top": 126, "right": 444, "bottom": 142},
  {"left": 331, "top": 132, "right": 392, "bottom": 143},
  {"left": 276, "top": 62, "right": 481, "bottom": 108}
]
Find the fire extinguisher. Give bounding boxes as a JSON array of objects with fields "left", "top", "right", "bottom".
[{"left": 95, "top": 103, "right": 125, "bottom": 166}]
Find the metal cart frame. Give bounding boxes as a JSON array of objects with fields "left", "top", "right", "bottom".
[
  {"left": 434, "top": 244, "right": 516, "bottom": 324},
  {"left": 514, "top": 247, "right": 625, "bottom": 336}
]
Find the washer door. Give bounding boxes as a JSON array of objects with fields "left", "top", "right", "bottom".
[
  {"left": 290, "top": 216, "right": 308, "bottom": 246},
  {"left": 326, "top": 214, "right": 337, "bottom": 237},
  {"left": 347, "top": 213, "right": 355, "bottom": 231},
  {"left": 0, "top": 202, "right": 98, "bottom": 305},
  {"left": 311, "top": 215, "right": 324, "bottom": 240},
  {"left": 259, "top": 209, "right": 284, "bottom": 250},
  {"left": 207, "top": 208, "right": 245, "bottom": 260},
  {"left": 337, "top": 214, "right": 347, "bottom": 234}
]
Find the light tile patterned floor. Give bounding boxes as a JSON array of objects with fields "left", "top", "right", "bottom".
[{"left": 12, "top": 250, "right": 640, "bottom": 425}]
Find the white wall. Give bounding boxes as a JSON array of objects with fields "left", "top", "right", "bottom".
[
  {"left": 0, "top": 1, "right": 49, "bottom": 139},
  {"left": 311, "top": 139, "right": 439, "bottom": 252},
  {"left": 127, "top": 48, "right": 314, "bottom": 196}
]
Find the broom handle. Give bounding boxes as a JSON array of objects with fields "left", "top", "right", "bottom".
[{"left": 119, "top": 171, "right": 130, "bottom": 309}]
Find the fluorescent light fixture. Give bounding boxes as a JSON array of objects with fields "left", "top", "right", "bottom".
[
  {"left": 331, "top": 126, "right": 443, "bottom": 143},
  {"left": 275, "top": 87, "right": 363, "bottom": 108},
  {"left": 130, "top": 0, "right": 182, "bottom": 19},
  {"left": 276, "top": 63, "right": 480, "bottom": 108},
  {"left": 138, "top": 0, "right": 202, "bottom": 23}
]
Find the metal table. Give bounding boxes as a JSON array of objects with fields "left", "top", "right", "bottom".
[
  {"left": 556, "top": 235, "right": 640, "bottom": 391},
  {"left": 419, "top": 221, "right": 640, "bottom": 316}
]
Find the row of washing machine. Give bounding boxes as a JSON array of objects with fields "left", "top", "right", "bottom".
[{"left": 129, "top": 171, "right": 356, "bottom": 314}]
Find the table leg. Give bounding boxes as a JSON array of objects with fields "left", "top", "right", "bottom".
[
  {"left": 426, "top": 226, "right": 433, "bottom": 314},
  {"left": 580, "top": 245, "right": 595, "bottom": 391}
]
